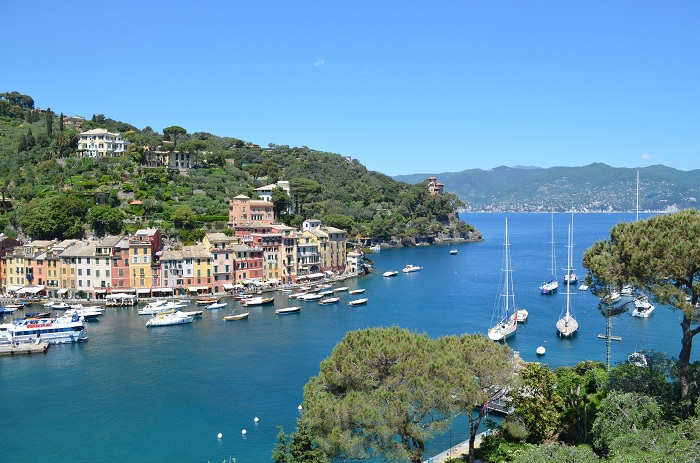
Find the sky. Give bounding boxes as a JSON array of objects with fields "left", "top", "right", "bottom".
[{"left": 3, "top": 1, "right": 699, "bottom": 176}]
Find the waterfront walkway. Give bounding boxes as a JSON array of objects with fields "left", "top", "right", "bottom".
[{"left": 423, "top": 432, "right": 486, "bottom": 463}]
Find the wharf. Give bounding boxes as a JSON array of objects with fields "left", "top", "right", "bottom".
[{"left": 0, "top": 341, "right": 50, "bottom": 356}]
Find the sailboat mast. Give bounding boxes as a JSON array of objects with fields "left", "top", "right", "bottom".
[
  {"left": 636, "top": 169, "right": 640, "bottom": 221},
  {"left": 566, "top": 224, "right": 572, "bottom": 317},
  {"left": 504, "top": 218, "right": 510, "bottom": 317},
  {"left": 550, "top": 212, "right": 556, "bottom": 279}
]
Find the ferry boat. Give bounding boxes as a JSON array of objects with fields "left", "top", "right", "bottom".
[{"left": 0, "top": 314, "right": 87, "bottom": 344}]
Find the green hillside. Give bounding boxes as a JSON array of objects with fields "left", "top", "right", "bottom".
[
  {"left": 0, "top": 91, "right": 472, "bottom": 243},
  {"left": 395, "top": 164, "right": 700, "bottom": 212}
]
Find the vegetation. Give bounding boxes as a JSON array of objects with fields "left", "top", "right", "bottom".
[{"left": 0, "top": 91, "right": 473, "bottom": 242}]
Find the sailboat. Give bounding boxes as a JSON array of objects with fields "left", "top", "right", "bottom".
[
  {"left": 556, "top": 222, "right": 579, "bottom": 337},
  {"left": 539, "top": 212, "right": 558, "bottom": 294},
  {"left": 563, "top": 212, "right": 578, "bottom": 285},
  {"left": 488, "top": 218, "right": 523, "bottom": 341}
]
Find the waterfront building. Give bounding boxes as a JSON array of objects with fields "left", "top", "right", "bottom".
[
  {"left": 0, "top": 235, "right": 22, "bottom": 292},
  {"left": 302, "top": 222, "right": 347, "bottom": 273},
  {"left": 427, "top": 176, "right": 445, "bottom": 196},
  {"left": 78, "top": 128, "right": 129, "bottom": 157},
  {"left": 202, "top": 233, "right": 238, "bottom": 293},
  {"left": 3, "top": 239, "right": 55, "bottom": 292},
  {"left": 110, "top": 236, "right": 131, "bottom": 291},
  {"left": 128, "top": 229, "right": 162, "bottom": 296},
  {"left": 188, "top": 245, "right": 213, "bottom": 294},
  {"left": 271, "top": 224, "right": 299, "bottom": 285},
  {"left": 250, "top": 229, "right": 283, "bottom": 283},
  {"left": 231, "top": 243, "right": 264, "bottom": 284},
  {"left": 297, "top": 235, "right": 321, "bottom": 277}
]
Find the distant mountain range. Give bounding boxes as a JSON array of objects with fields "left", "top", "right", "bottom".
[{"left": 393, "top": 163, "right": 700, "bottom": 212}]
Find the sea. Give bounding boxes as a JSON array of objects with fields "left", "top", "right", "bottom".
[{"left": 2, "top": 212, "right": 694, "bottom": 462}]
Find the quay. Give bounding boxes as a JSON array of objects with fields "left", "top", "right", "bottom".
[{"left": 0, "top": 341, "right": 50, "bottom": 356}]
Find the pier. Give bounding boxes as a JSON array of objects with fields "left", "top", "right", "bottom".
[{"left": 0, "top": 341, "right": 50, "bottom": 356}]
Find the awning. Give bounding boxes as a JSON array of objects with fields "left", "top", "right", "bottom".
[
  {"left": 94, "top": 289, "right": 107, "bottom": 293},
  {"left": 187, "top": 286, "right": 208, "bottom": 292},
  {"left": 152, "top": 288, "right": 173, "bottom": 293},
  {"left": 296, "top": 275, "right": 308, "bottom": 280},
  {"left": 6, "top": 285, "right": 22, "bottom": 292},
  {"left": 222, "top": 283, "right": 235, "bottom": 290},
  {"left": 267, "top": 278, "right": 279, "bottom": 284},
  {"left": 57, "top": 288, "right": 70, "bottom": 295},
  {"left": 307, "top": 272, "right": 325, "bottom": 279},
  {"left": 137, "top": 289, "right": 151, "bottom": 294},
  {"left": 242, "top": 280, "right": 254, "bottom": 285},
  {"left": 17, "top": 285, "right": 45, "bottom": 294}
]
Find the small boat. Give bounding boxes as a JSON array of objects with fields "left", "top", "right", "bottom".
[
  {"left": 242, "top": 297, "right": 274, "bottom": 306},
  {"left": 25, "top": 311, "right": 52, "bottom": 319},
  {"left": 275, "top": 306, "right": 301, "bottom": 314},
  {"left": 628, "top": 351, "right": 647, "bottom": 367},
  {"left": 223, "top": 311, "right": 249, "bottom": 321},
  {"left": 348, "top": 288, "right": 365, "bottom": 295},
  {"left": 196, "top": 297, "right": 219, "bottom": 305},
  {"left": 450, "top": 249, "right": 458, "bottom": 255},
  {"left": 51, "top": 302, "right": 71, "bottom": 309},
  {"left": 181, "top": 310, "right": 203, "bottom": 318},
  {"left": 536, "top": 345, "right": 546, "bottom": 356},
  {"left": 64, "top": 308, "right": 102, "bottom": 320},
  {"left": 300, "top": 293, "right": 323, "bottom": 301},
  {"left": 540, "top": 212, "right": 559, "bottom": 295},
  {"left": 402, "top": 264, "right": 421, "bottom": 273},
  {"left": 620, "top": 284, "right": 635, "bottom": 297},
  {"left": 578, "top": 284, "right": 589, "bottom": 291},
  {"left": 370, "top": 244, "right": 381, "bottom": 252},
  {"left": 146, "top": 311, "right": 194, "bottom": 327},
  {"left": 383, "top": 271, "right": 398, "bottom": 277},
  {"left": 319, "top": 297, "right": 340, "bottom": 305},
  {"left": 333, "top": 287, "right": 349, "bottom": 292},
  {"left": 348, "top": 298, "right": 368, "bottom": 306},
  {"left": 205, "top": 302, "right": 227, "bottom": 310},
  {"left": 0, "top": 306, "right": 18, "bottom": 314},
  {"left": 632, "top": 295, "right": 655, "bottom": 318},
  {"left": 515, "top": 309, "right": 529, "bottom": 323}
]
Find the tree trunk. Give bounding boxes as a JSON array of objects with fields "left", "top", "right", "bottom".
[
  {"left": 468, "top": 411, "right": 485, "bottom": 463},
  {"left": 678, "top": 313, "right": 694, "bottom": 419}
]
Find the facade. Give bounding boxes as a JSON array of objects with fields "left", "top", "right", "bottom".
[
  {"left": 228, "top": 195, "right": 274, "bottom": 228},
  {"left": 231, "top": 244, "right": 264, "bottom": 283},
  {"left": 78, "top": 128, "right": 129, "bottom": 157},
  {"left": 271, "top": 224, "right": 299, "bottom": 284},
  {"left": 203, "top": 233, "right": 238, "bottom": 293},
  {"left": 427, "top": 176, "right": 444, "bottom": 196}
]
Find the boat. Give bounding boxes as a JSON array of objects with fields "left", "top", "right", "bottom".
[
  {"left": 0, "top": 313, "right": 87, "bottom": 344},
  {"left": 632, "top": 295, "right": 655, "bottom": 318},
  {"left": 145, "top": 311, "right": 194, "bottom": 327},
  {"left": 319, "top": 297, "right": 340, "bottom": 305},
  {"left": 242, "top": 297, "right": 274, "bottom": 306},
  {"left": 333, "top": 287, "right": 349, "bottom": 292},
  {"left": 275, "top": 306, "right": 301, "bottom": 314},
  {"left": 383, "top": 271, "right": 398, "bottom": 277},
  {"left": 51, "top": 302, "right": 71, "bottom": 309},
  {"left": 601, "top": 289, "right": 621, "bottom": 304},
  {"left": 205, "top": 302, "right": 228, "bottom": 310},
  {"left": 65, "top": 307, "right": 103, "bottom": 320},
  {"left": 620, "top": 284, "right": 635, "bottom": 297},
  {"left": 181, "top": 310, "right": 203, "bottom": 317},
  {"left": 578, "top": 284, "right": 589, "bottom": 291},
  {"left": 370, "top": 244, "right": 381, "bottom": 252},
  {"left": 348, "top": 298, "right": 368, "bottom": 306},
  {"left": 0, "top": 306, "right": 19, "bottom": 314},
  {"left": 487, "top": 218, "right": 520, "bottom": 341},
  {"left": 540, "top": 212, "right": 559, "bottom": 294},
  {"left": 105, "top": 293, "right": 139, "bottom": 307},
  {"left": 139, "top": 300, "right": 187, "bottom": 315},
  {"left": 556, "top": 222, "right": 579, "bottom": 337},
  {"left": 348, "top": 288, "right": 365, "bottom": 295},
  {"left": 536, "top": 345, "right": 546, "bottom": 355},
  {"left": 300, "top": 293, "right": 323, "bottom": 301},
  {"left": 223, "top": 309, "right": 249, "bottom": 321},
  {"left": 402, "top": 264, "right": 421, "bottom": 273},
  {"left": 195, "top": 297, "right": 219, "bottom": 305},
  {"left": 450, "top": 249, "right": 458, "bottom": 255},
  {"left": 628, "top": 351, "right": 648, "bottom": 367}
]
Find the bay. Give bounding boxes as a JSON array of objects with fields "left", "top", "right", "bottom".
[{"left": 1, "top": 212, "right": 693, "bottom": 462}]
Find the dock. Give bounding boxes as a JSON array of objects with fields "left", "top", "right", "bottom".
[{"left": 0, "top": 341, "right": 50, "bottom": 356}]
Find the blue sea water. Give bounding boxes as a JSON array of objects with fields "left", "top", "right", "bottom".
[{"left": 1, "top": 212, "right": 694, "bottom": 462}]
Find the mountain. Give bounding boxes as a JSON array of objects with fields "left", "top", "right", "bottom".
[{"left": 394, "top": 164, "right": 700, "bottom": 212}]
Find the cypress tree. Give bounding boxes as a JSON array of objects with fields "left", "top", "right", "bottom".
[
  {"left": 26, "top": 128, "right": 35, "bottom": 149},
  {"left": 46, "top": 107, "right": 53, "bottom": 136},
  {"left": 17, "top": 134, "right": 27, "bottom": 153},
  {"left": 59, "top": 112, "right": 64, "bottom": 131}
]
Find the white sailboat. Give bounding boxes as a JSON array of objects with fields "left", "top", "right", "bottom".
[
  {"left": 540, "top": 212, "right": 558, "bottom": 294},
  {"left": 563, "top": 211, "right": 578, "bottom": 285},
  {"left": 488, "top": 218, "right": 522, "bottom": 341},
  {"left": 556, "top": 222, "right": 579, "bottom": 337}
]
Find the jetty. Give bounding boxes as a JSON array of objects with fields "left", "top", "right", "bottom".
[{"left": 0, "top": 341, "right": 50, "bottom": 356}]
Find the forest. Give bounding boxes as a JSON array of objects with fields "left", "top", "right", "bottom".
[{"left": 0, "top": 91, "right": 473, "bottom": 244}]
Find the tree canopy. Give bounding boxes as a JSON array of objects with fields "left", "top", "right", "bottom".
[{"left": 18, "top": 194, "right": 87, "bottom": 239}]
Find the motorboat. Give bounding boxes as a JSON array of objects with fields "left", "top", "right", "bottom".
[
  {"left": 450, "top": 249, "right": 458, "bottom": 255},
  {"left": 333, "top": 287, "right": 349, "bottom": 292},
  {"left": 348, "top": 298, "right": 368, "bottom": 306},
  {"left": 370, "top": 244, "right": 381, "bottom": 252},
  {"left": 205, "top": 302, "right": 228, "bottom": 310},
  {"left": 632, "top": 295, "right": 655, "bottom": 318},
  {"left": 196, "top": 297, "right": 219, "bottom": 306},
  {"left": 515, "top": 309, "right": 529, "bottom": 323},
  {"left": 300, "top": 293, "right": 323, "bottom": 301},
  {"left": 65, "top": 307, "right": 103, "bottom": 320},
  {"left": 383, "top": 271, "right": 398, "bottom": 277},
  {"left": 318, "top": 297, "right": 340, "bottom": 305},
  {"left": 621, "top": 284, "right": 635, "bottom": 297},
  {"left": 0, "top": 313, "right": 87, "bottom": 344},
  {"left": 223, "top": 311, "right": 249, "bottom": 321},
  {"left": 145, "top": 311, "right": 194, "bottom": 327},
  {"left": 105, "top": 293, "right": 139, "bottom": 307},
  {"left": 536, "top": 345, "right": 546, "bottom": 355},
  {"left": 402, "top": 264, "right": 421, "bottom": 273},
  {"left": 348, "top": 288, "right": 365, "bottom": 295},
  {"left": 242, "top": 297, "right": 274, "bottom": 306},
  {"left": 139, "top": 300, "right": 187, "bottom": 315},
  {"left": 181, "top": 310, "right": 203, "bottom": 318},
  {"left": 628, "top": 351, "right": 647, "bottom": 367},
  {"left": 578, "top": 284, "right": 589, "bottom": 291},
  {"left": 51, "top": 302, "right": 71, "bottom": 309},
  {"left": 275, "top": 306, "right": 301, "bottom": 314}
]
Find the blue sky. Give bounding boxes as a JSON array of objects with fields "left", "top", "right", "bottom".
[{"left": 3, "top": 1, "right": 698, "bottom": 175}]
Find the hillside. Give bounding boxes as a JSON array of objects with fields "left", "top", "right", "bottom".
[
  {"left": 394, "top": 164, "right": 700, "bottom": 212},
  {"left": 0, "top": 91, "right": 475, "bottom": 244}
]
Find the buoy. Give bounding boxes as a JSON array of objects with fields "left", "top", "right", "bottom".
[
  {"left": 242, "top": 429, "right": 247, "bottom": 435},
  {"left": 254, "top": 417, "right": 259, "bottom": 423},
  {"left": 217, "top": 433, "right": 222, "bottom": 439}
]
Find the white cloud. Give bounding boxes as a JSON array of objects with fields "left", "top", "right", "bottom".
[
  {"left": 313, "top": 59, "right": 325, "bottom": 67},
  {"left": 641, "top": 153, "right": 652, "bottom": 160}
]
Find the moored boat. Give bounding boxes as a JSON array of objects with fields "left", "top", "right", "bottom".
[
  {"left": 0, "top": 313, "right": 87, "bottom": 344},
  {"left": 556, "top": 220, "right": 579, "bottom": 337},
  {"left": 223, "top": 312, "right": 249, "bottom": 321},
  {"left": 145, "top": 311, "right": 194, "bottom": 327},
  {"left": 348, "top": 298, "right": 368, "bottom": 306},
  {"left": 402, "top": 264, "right": 421, "bottom": 273},
  {"left": 488, "top": 218, "right": 519, "bottom": 341},
  {"left": 348, "top": 288, "right": 365, "bottom": 295},
  {"left": 242, "top": 297, "right": 274, "bottom": 306},
  {"left": 318, "top": 297, "right": 340, "bottom": 305},
  {"left": 632, "top": 295, "right": 655, "bottom": 318},
  {"left": 450, "top": 249, "right": 458, "bottom": 255},
  {"left": 383, "top": 271, "right": 398, "bottom": 277},
  {"left": 105, "top": 293, "right": 139, "bottom": 307},
  {"left": 275, "top": 306, "right": 301, "bottom": 314},
  {"left": 205, "top": 302, "right": 227, "bottom": 310},
  {"left": 196, "top": 297, "right": 220, "bottom": 306},
  {"left": 333, "top": 287, "right": 349, "bottom": 292}
]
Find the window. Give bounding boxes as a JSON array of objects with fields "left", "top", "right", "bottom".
[
  {"left": 143, "top": 256, "right": 149, "bottom": 263},
  {"left": 132, "top": 257, "right": 138, "bottom": 263},
  {"left": 78, "top": 269, "right": 82, "bottom": 276},
  {"left": 87, "top": 269, "right": 91, "bottom": 276}
]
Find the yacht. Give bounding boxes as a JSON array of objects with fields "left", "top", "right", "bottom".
[
  {"left": 145, "top": 311, "right": 194, "bottom": 327},
  {"left": 402, "top": 264, "right": 421, "bottom": 273},
  {"left": 0, "top": 313, "right": 87, "bottom": 344}
]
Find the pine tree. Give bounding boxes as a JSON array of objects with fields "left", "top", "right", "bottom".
[
  {"left": 46, "top": 107, "right": 53, "bottom": 137},
  {"left": 271, "top": 426, "right": 289, "bottom": 463}
]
